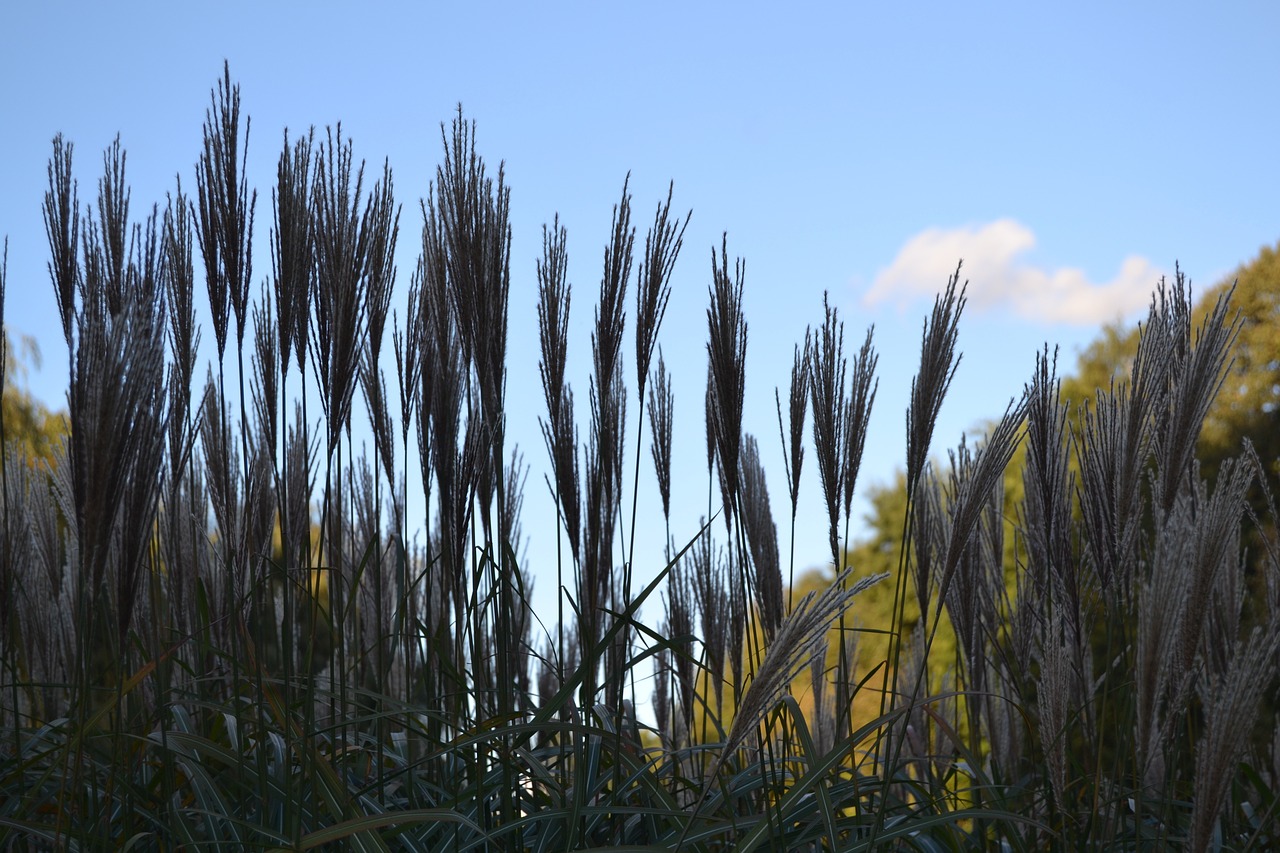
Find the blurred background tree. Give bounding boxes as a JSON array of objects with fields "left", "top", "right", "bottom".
[
  {"left": 2, "top": 331, "right": 67, "bottom": 464},
  {"left": 1195, "top": 243, "right": 1280, "bottom": 481}
]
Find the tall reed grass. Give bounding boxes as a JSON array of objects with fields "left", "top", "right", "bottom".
[{"left": 2, "top": 65, "right": 1279, "bottom": 851}]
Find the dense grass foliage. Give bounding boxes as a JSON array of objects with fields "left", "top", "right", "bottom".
[{"left": 2, "top": 65, "right": 1280, "bottom": 851}]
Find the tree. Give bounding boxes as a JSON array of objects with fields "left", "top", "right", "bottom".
[
  {"left": 1, "top": 332, "right": 67, "bottom": 464},
  {"left": 1195, "top": 242, "right": 1280, "bottom": 480}
]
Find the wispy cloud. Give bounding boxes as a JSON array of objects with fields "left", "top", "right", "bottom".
[{"left": 863, "top": 219, "right": 1160, "bottom": 325}]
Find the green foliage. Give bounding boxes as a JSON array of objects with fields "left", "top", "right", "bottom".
[
  {"left": 1196, "top": 243, "right": 1280, "bottom": 477},
  {"left": 1, "top": 332, "right": 67, "bottom": 463}
]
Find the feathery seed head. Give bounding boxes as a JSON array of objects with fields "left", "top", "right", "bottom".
[
  {"left": 808, "top": 292, "right": 846, "bottom": 567},
  {"left": 432, "top": 109, "right": 512, "bottom": 468},
  {"left": 842, "top": 326, "right": 879, "bottom": 518},
  {"left": 635, "top": 182, "right": 690, "bottom": 397},
  {"left": 706, "top": 234, "right": 747, "bottom": 521},
  {"left": 740, "top": 434, "right": 783, "bottom": 642},
  {"left": 163, "top": 181, "right": 199, "bottom": 399},
  {"left": 537, "top": 216, "right": 571, "bottom": 426},
  {"left": 719, "top": 566, "right": 886, "bottom": 761},
  {"left": 194, "top": 61, "right": 256, "bottom": 356},
  {"left": 271, "top": 128, "right": 314, "bottom": 374},
  {"left": 907, "top": 264, "right": 966, "bottom": 493},
  {"left": 648, "top": 351, "right": 675, "bottom": 523},
  {"left": 776, "top": 333, "right": 810, "bottom": 517},
  {"left": 43, "top": 134, "right": 80, "bottom": 347}
]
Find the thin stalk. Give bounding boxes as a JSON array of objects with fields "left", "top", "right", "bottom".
[
  {"left": 277, "top": 353, "right": 297, "bottom": 843},
  {"left": 0, "top": 239, "right": 14, "bottom": 755},
  {"left": 835, "top": 508, "right": 851, "bottom": 741},
  {"left": 867, "top": 481, "right": 917, "bottom": 834}
]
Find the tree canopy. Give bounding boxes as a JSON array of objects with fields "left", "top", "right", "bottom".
[
  {"left": 1196, "top": 243, "right": 1280, "bottom": 479},
  {"left": 2, "top": 332, "right": 66, "bottom": 464}
]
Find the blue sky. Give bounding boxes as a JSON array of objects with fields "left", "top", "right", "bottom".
[{"left": 3, "top": 2, "right": 1279, "bottom": 630}]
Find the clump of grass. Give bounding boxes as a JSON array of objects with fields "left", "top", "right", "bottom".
[{"left": 3, "top": 64, "right": 1280, "bottom": 853}]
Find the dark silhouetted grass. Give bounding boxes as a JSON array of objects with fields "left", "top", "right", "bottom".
[{"left": 2, "top": 66, "right": 1278, "bottom": 853}]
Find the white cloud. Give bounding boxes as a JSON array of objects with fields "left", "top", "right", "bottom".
[{"left": 863, "top": 219, "right": 1160, "bottom": 325}]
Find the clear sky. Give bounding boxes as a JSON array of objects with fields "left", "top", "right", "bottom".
[{"left": 3, "top": 2, "right": 1279, "bottom": 633}]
